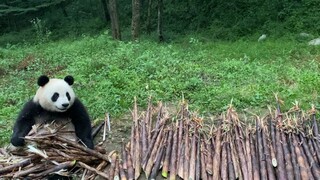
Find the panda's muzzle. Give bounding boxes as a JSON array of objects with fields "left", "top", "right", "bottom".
[
  {"left": 62, "top": 103, "right": 69, "bottom": 108},
  {"left": 56, "top": 103, "right": 69, "bottom": 111}
]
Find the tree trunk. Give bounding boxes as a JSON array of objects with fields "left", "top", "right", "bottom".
[
  {"left": 107, "top": 0, "right": 121, "bottom": 40},
  {"left": 157, "top": 0, "right": 163, "bottom": 42},
  {"left": 146, "top": 0, "right": 152, "bottom": 34},
  {"left": 100, "top": 0, "right": 110, "bottom": 23},
  {"left": 131, "top": 0, "right": 140, "bottom": 40}
]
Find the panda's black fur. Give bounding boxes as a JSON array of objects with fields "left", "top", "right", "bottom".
[{"left": 11, "top": 75, "right": 94, "bottom": 149}]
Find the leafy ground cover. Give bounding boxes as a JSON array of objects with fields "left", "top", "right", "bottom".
[{"left": 0, "top": 33, "right": 320, "bottom": 145}]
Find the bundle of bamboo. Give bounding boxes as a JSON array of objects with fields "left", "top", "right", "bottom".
[{"left": 1, "top": 97, "right": 320, "bottom": 180}]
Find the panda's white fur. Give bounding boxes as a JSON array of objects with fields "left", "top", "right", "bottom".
[
  {"left": 34, "top": 78, "right": 75, "bottom": 112},
  {"left": 11, "top": 75, "right": 94, "bottom": 149}
]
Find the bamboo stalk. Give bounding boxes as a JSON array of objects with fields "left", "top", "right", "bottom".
[
  {"left": 262, "top": 126, "right": 276, "bottom": 180},
  {"left": 119, "top": 163, "right": 127, "bottom": 180},
  {"left": 121, "top": 141, "right": 128, "bottom": 170},
  {"left": 282, "top": 133, "right": 294, "bottom": 179},
  {"left": 234, "top": 125, "right": 249, "bottom": 180},
  {"left": 292, "top": 134, "right": 310, "bottom": 180},
  {"left": 162, "top": 128, "right": 173, "bottom": 178},
  {"left": 268, "top": 118, "right": 277, "bottom": 167},
  {"left": 149, "top": 146, "right": 165, "bottom": 180},
  {"left": 189, "top": 130, "right": 197, "bottom": 180},
  {"left": 227, "top": 139, "right": 235, "bottom": 180},
  {"left": 184, "top": 123, "right": 190, "bottom": 180},
  {"left": 221, "top": 139, "right": 228, "bottom": 180},
  {"left": 250, "top": 132, "right": 260, "bottom": 180},
  {"left": 195, "top": 132, "right": 201, "bottom": 180},
  {"left": 288, "top": 134, "right": 301, "bottom": 180},
  {"left": 205, "top": 137, "right": 213, "bottom": 175},
  {"left": 274, "top": 126, "right": 287, "bottom": 179},
  {"left": 257, "top": 128, "right": 267, "bottom": 180},
  {"left": 109, "top": 151, "right": 118, "bottom": 179},
  {"left": 144, "top": 128, "right": 164, "bottom": 178},
  {"left": 212, "top": 127, "right": 222, "bottom": 179},
  {"left": 177, "top": 142, "right": 185, "bottom": 178},
  {"left": 126, "top": 150, "right": 134, "bottom": 180},
  {"left": 245, "top": 129, "right": 253, "bottom": 180},
  {"left": 177, "top": 119, "right": 184, "bottom": 175},
  {"left": 169, "top": 125, "right": 178, "bottom": 180},
  {"left": 299, "top": 133, "right": 320, "bottom": 178},
  {"left": 200, "top": 140, "right": 208, "bottom": 180}
]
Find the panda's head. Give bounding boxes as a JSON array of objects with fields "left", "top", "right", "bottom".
[{"left": 33, "top": 75, "right": 76, "bottom": 112}]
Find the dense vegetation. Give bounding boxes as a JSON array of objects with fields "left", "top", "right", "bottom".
[{"left": 0, "top": 0, "right": 320, "bottom": 145}]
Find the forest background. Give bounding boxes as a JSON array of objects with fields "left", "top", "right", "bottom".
[{"left": 0, "top": 0, "right": 320, "bottom": 145}]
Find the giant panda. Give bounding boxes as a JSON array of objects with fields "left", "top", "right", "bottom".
[{"left": 10, "top": 75, "right": 94, "bottom": 149}]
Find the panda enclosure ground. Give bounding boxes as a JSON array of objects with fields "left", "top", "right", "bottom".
[{"left": 1, "top": 98, "right": 320, "bottom": 179}]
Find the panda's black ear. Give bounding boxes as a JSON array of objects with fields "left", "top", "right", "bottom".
[
  {"left": 37, "top": 75, "right": 49, "bottom": 86},
  {"left": 64, "top": 75, "right": 74, "bottom": 85}
]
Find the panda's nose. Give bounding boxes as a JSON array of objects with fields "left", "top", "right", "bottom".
[{"left": 62, "top": 103, "right": 69, "bottom": 108}]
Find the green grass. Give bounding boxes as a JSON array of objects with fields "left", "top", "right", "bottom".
[{"left": 1, "top": 33, "right": 320, "bottom": 145}]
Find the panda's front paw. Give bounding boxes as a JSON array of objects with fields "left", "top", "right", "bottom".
[
  {"left": 82, "top": 139, "right": 94, "bottom": 149},
  {"left": 10, "top": 136, "right": 25, "bottom": 147},
  {"left": 6, "top": 143, "right": 25, "bottom": 153}
]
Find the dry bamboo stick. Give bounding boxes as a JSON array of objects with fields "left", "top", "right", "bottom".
[
  {"left": 78, "top": 161, "right": 109, "bottom": 179},
  {"left": 55, "top": 136, "right": 109, "bottom": 162},
  {"left": 13, "top": 164, "right": 44, "bottom": 178},
  {"left": 0, "top": 158, "right": 32, "bottom": 174},
  {"left": 34, "top": 160, "right": 76, "bottom": 178}
]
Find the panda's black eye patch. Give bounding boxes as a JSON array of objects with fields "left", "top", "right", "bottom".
[
  {"left": 66, "top": 92, "right": 71, "bottom": 101},
  {"left": 51, "top": 93, "right": 59, "bottom": 102}
]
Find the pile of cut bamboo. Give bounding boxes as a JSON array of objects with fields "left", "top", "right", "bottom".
[{"left": 1, "top": 97, "right": 320, "bottom": 180}]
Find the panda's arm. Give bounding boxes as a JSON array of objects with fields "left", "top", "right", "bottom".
[
  {"left": 69, "top": 98, "right": 94, "bottom": 149},
  {"left": 11, "top": 100, "right": 38, "bottom": 146}
]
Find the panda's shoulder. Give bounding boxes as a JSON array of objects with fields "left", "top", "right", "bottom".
[
  {"left": 20, "top": 99, "right": 42, "bottom": 114},
  {"left": 71, "top": 98, "right": 86, "bottom": 108}
]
